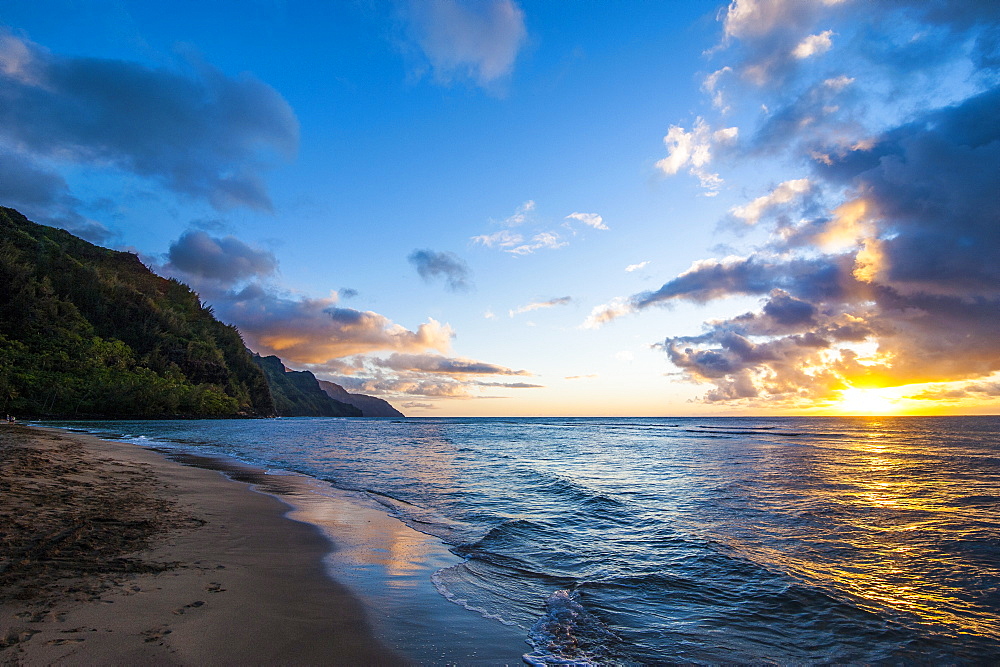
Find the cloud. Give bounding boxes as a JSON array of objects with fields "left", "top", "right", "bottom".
[
  {"left": 166, "top": 230, "right": 277, "bottom": 286},
  {"left": 581, "top": 296, "right": 636, "bottom": 329},
  {"left": 718, "top": 0, "right": 848, "bottom": 86},
  {"left": 403, "top": 402, "right": 436, "bottom": 409},
  {"left": 400, "top": 0, "right": 527, "bottom": 88},
  {"left": 331, "top": 371, "right": 541, "bottom": 399},
  {"left": 792, "top": 30, "right": 834, "bottom": 59},
  {"left": 648, "top": 89, "right": 1000, "bottom": 403},
  {"left": 625, "top": 261, "right": 650, "bottom": 273},
  {"left": 471, "top": 228, "right": 566, "bottom": 255},
  {"left": 210, "top": 284, "right": 453, "bottom": 365},
  {"left": 0, "top": 29, "right": 297, "bottom": 213},
  {"left": 0, "top": 148, "right": 112, "bottom": 242},
  {"left": 509, "top": 296, "right": 571, "bottom": 317},
  {"left": 373, "top": 353, "right": 530, "bottom": 375},
  {"left": 656, "top": 118, "right": 738, "bottom": 194},
  {"left": 907, "top": 380, "right": 1000, "bottom": 401},
  {"left": 730, "top": 178, "right": 812, "bottom": 225},
  {"left": 599, "top": 2, "right": 1000, "bottom": 407},
  {"left": 503, "top": 199, "right": 536, "bottom": 226},
  {"left": 473, "top": 201, "right": 606, "bottom": 254},
  {"left": 318, "top": 349, "right": 540, "bottom": 401},
  {"left": 408, "top": 249, "right": 472, "bottom": 291},
  {"left": 564, "top": 374, "right": 598, "bottom": 380},
  {"left": 565, "top": 212, "right": 608, "bottom": 230}
]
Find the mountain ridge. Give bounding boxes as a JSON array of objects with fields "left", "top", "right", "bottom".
[{"left": 0, "top": 207, "right": 404, "bottom": 419}]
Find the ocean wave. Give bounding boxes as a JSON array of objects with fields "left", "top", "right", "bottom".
[{"left": 523, "top": 590, "right": 624, "bottom": 666}]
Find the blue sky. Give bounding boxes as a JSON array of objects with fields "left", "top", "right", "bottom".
[{"left": 2, "top": 0, "right": 998, "bottom": 416}]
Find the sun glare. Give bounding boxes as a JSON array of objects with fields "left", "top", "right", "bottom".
[{"left": 834, "top": 387, "right": 901, "bottom": 415}]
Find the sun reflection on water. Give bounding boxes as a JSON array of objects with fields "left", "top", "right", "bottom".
[{"left": 720, "top": 418, "right": 1000, "bottom": 640}]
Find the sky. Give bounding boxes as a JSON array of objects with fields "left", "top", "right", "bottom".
[{"left": 1, "top": 0, "right": 998, "bottom": 417}]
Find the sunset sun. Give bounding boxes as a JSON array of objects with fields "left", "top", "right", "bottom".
[{"left": 833, "top": 387, "right": 901, "bottom": 416}]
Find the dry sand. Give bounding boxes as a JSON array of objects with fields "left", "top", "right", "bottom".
[{"left": 0, "top": 422, "right": 404, "bottom": 666}]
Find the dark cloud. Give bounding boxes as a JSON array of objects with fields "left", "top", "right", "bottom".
[
  {"left": 909, "top": 381, "right": 1000, "bottom": 401},
  {"left": 0, "top": 148, "right": 112, "bottom": 242},
  {"left": 166, "top": 230, "right": 277, "bottom": 286},
  {"left": 646, "top": 84, "right": 1000, "bottom": 403},
  {"left": 589, "top": 2, "right": 1000, "bottom": 406},
  {"left": 327, "top": 371, "right": 541, "bottom": 398},
  {"left": 824, "top": 86, "right": 1000, "bottom": 297},
  {"left": 632, "top": 254, "right": 853, "bottom": 308},
  {"left": 408, "top": 249, "right": 472, "bottom": 291},
  {"left": 762, "top": 290, "right": 816, "bottom": 326},
  {"left": 0, "top": 30, "right": 297, "bottom": 212},
  {"left": 373, "top": 353, "right": 530, "bottom": 375}
]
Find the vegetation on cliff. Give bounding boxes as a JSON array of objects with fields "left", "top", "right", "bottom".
[
  {"left": 317, "top": 380, "right": 404, "bottom": 418},
  {"left": 0, "top": 207, "right": 275, "bottom": 418},
  {"left": 252, "top": 355, "right": 361, "bottom": 417}
]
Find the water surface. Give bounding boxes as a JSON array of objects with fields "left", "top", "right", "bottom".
[{"left": 47, "top": 416, "right": 1000, "bottom": 664}]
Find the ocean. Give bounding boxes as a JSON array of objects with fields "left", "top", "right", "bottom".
[{"left": 44, "top": 416, "right": 1000, "bottom": 664}]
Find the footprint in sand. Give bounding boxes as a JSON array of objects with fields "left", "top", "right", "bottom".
[
  {"left": 46, "top": 638, "right": 85, "bottom": 645},
  {"left": 141, "top": 626, "right": 172, "bottom": 643},
  {"left": 171, "top": 600, "right": 205, "bottom": 615}
]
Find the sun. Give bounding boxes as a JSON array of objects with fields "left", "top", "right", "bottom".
[{"left": 833, "top": 387, "right": 901, "bottom": 415}]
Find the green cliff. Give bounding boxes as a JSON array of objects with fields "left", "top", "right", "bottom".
[
  {"left": 252, "top": 355, "right": 362, "bottom": 417},
  {"left": 317, "top": 380, "right": 404, "bottom": 418},
  {"left": 0, "top": 207, "right": 275, "bottom": 418}
]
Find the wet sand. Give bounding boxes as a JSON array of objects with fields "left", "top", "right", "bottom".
[{"left": 0, "top": 423, "right": 403, "bottom": 665}]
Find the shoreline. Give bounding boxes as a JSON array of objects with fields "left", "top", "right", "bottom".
[
  {"left": 0, "top": 422, "right": 530, "bottom": 665},
  {"left": 0, "top": 423, "right": 403, "bottom": 665}
]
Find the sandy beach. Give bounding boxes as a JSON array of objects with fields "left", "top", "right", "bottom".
[{"left": 0, "top": 422, "right": 403, "bottom": 665}]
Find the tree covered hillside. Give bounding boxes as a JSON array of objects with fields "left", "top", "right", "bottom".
[{"left": 0, "top": 207, "right": 275, "bottom": 418}]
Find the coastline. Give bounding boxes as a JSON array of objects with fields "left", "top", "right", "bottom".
[{"left": 0, "top": 422, "right": 403, "bottom": 665}]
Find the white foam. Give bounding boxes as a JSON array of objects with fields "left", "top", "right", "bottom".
[
  {"left": 430, "top": 564, "right": 523, "bottom": 627},
  {"left": 524, "top": 590, "right": 619, "bottom": 666}
]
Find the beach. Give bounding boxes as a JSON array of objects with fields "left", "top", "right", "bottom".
[{"left": 0, "top": 422, "right": 403, "bottom": 665}]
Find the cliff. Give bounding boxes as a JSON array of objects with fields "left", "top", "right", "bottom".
[
  {"left": 251, "top": 355, "right": 361, "bottom": 417},
  {"left": 0, "top": 207, "right": 275, "bottom": 418},
  {"left": 317, "top": 380, "right": 405, "bottom": 418}
]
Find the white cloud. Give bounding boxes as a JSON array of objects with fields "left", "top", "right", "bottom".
[
  {"left": 731, "top": 178, "right": 812, "bottom": 225},
  {"left": 509, "top": 296, "right": 572, "bottom": 317},
  {"left": 565, "top": 212, "right": 608, "bottom": 230},
  {"left": 504, "top": 199, "right": 536, "bottom": 226},
  {"left": 723, "top": 0, "right": 845, "bottom": 41},
  {"left": 824, "top": 74, "right": 854, "bottom": 91},
  {"left": 625, "top": 261, "right": 650, "bottom": 273},
  {"left": 703, "top": 66, "right": 734, "bottom": 110},
  {"left": 513, "top": 231, "right": 566, "bottom": 254},
  {"left": 792, "top": 30, "right": 834, "bottom": 59},
  {"left": 473, "top": 229, "right": 566, "bottom": 255},
  {"left": 471, "top": 228, "right": 522, "bottom": 248},
  {"left": 581, "top": 296, "right": 635, "bottom": 329},
  {"left": 656, "top": 118, "right": 738, "bottom": 194}
]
